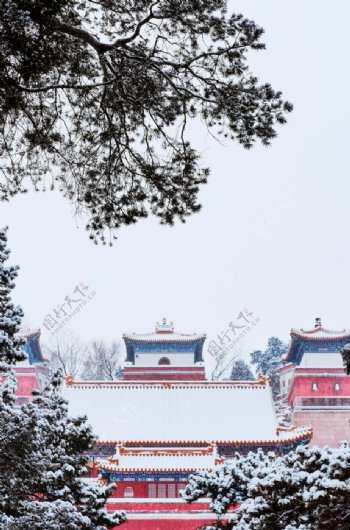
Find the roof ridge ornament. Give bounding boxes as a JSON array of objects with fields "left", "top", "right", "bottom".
[
  {"left": 315, "top": 317, "right": 322, "bottom": 329},
  {"left": 155, "top": 318, "right": 174, "bottom": 334},
  {"left": 258, "top": 373, "right": 270, "bottom": 385},
  {"left": 17, "top": 328, "right": 41, "bottom": 339},
  {"left": 65, "top": 374, "right": 74, "bottom": 386}
]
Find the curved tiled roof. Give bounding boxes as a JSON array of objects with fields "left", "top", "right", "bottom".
[
  {"left": 123, "top": 332, "right": 206, "bottom": 342},
  {"left": 17, "top": 328, "right": 45, "bottom": 365},
  {"left": 291, "top": 327, "right": 350, "bottom": 341},
  {"left": 98, "top": 443, "right": 221, "bottom": 473},
  {"left": 65, "top": 377, "right": 269, "bottom": 390},
  {"left": 284, "top": 323, "right": 350, "bottom": 365},
  {"left": 18, "top": 328, "right": 41, "bottom": 339},
  {"left": 63, "top": 378, "right": 311, "bottom": 447}
]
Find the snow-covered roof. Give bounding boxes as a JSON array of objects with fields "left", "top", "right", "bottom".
[
  {"left": 291, "top": 327, "right": 350, "bottom": 341},
  {"left": 123, "top": 319, "right": 205, "bottom": 342},
  {"left": 123, "top": 332, "right": 206, "bottom": 342},
  {"left": 63, "top": 378, "right": 310, "bottom": 446},
  {"left": 108, "top": 454, "right": 214, "bottom": 471},
  {"left": 285, "top": 320, "right": 350, "bottom": 365},
  {"left": 99, "top": 444, "right": 222, "bottom": 472}
]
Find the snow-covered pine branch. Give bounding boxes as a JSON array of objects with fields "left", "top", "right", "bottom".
[
  {"left": 0, "top": 1, "right": 292, "bottom": 243},
  {"left": 183, "top": 445, "right": 350, "bottom": 530}
]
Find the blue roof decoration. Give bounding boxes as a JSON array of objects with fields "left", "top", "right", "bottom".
[
  {"left": 284, "top": 318, "right": 350, "bottom": 366},
  {"left": 20, "top": 329, "right": 45, "bottom": 365}
]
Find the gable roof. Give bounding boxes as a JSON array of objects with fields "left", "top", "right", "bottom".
[
  {"left": 291, "top": 327, "right": 350, "bottom": 341},
  {"left": 123, "top": 332, "right": 206, "bottom": 343},
  {"left": 123, "top": 324, "right": 206, "bottom": 363},
  {"left": 63, "top": 378, "right": 310, "bottom": 447},
  {"left": 99, "top": 443, "right": 223, "bottom": 473},
  {"left": 17, "top": 329, "right": 45, "bottom": 365},
  {"left": 285, "top": 324, "right": 350, "bottom": 365}
]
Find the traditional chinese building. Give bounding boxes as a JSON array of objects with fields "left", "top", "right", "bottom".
[
  {"left": 123, "top": 319, "right": 206, "bottom": 381},
  {"left": 14, "top": 329, "right": 48, "bottom": 405},
  {"left": 64, "top": 320, "right": 311, "bottom": 530},
  {"left": 280, "top": 318, "right": 350, "bottom": 447}
]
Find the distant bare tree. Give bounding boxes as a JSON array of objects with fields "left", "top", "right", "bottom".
[
  {"left": 44, "top": 333, "right": 85, "bottom": 378},
  {"left": 82, "top": 341, "right": 123, "bottom": 381},
  {"left": 211, "top": 348, "right": 240, "bottom": 381}
]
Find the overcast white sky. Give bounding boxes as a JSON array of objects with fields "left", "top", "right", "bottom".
[{"left": 1, "top": 1, "right": 350, "bottom": 368}]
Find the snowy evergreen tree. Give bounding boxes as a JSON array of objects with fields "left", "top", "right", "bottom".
[
  {"left": 0, "top": 377, "right": 126, "bottom": 529},
  {"left": 182, "top": 449, "right": 273, "bottom": 515},
  {"left": 229, "top": 359, "right": 255, "bottom": 381},
  {"left": 250, "top": 336, "right": 288, "bottom": 397},
  {"left": 0, "top": 228, "right": 126, "bottom": 529},
  {"left": 340, "top": 343, "right": 350, "bottom": 374},
  {"left": 0, "top": 227, "right": 26, "bottom": 371},
  {"left": 231, "top": 445, "right": 350, "bottom": 530},
  {"left": 274, "top": 398, "right": 292, "bottom": 427},
  {"left": 183, "top": 445, "right": 350, "bottom": 530}
]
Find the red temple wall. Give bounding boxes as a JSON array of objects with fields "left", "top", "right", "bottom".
[
  {"left": 108, "top": 501, "right": 234, "bottom": 530},
  {"left": 1, "top": 368, "right": 41, "bottom": 398},
  {"left": 108, "top": 502, "right": 212, "bottom": 511},
  {"left": 113, "top": 519, "right": 217, "bottom": 530},
  {"left": 113, "top": 483, "right": 148, "bottom": 499},
  {"left": 288, "top": 371, "right": 350, "bottom": 407},
  {"left": 123, "top": 373, "right": 205, "bottom": 381},
  {"left": 293, "top": 409, "right": 350, "bottom": 447},
  {"left": 15, "top": 373, "right": 40, "bottom": 396},
  {"left": 110, "top": 481, "right": 187, "bottom": 499},
  {"left": 123, "top": 367, "right": 206, "bottom": 381}
]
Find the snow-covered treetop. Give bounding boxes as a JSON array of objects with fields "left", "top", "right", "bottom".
[
  {"left": 184, "top": 444, "right": 350, "bottom": 530},
  {"left": 0, "top": 227, "right": 26, "bottom": 371}
]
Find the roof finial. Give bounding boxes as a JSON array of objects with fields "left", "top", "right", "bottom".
[
  {"left": 155, "top": 318, "right": 174, "bottom": 333},
  {"left": 65, "top": 374, "right": 74, "bottom": 386},
  {"left": 315, "top": 317, "right": 322, "bottom": 329}
]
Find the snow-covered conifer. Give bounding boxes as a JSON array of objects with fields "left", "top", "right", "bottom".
[
  {"left": 0, "top": 227, "right": 26, "bottom": 371},
  {"left": 340, "top": 343, "right": 350, "bottom": 374},
  {"left": 184, "top": 445, "right": 350, "bottom": 530},
  {"left": 182, "top": 450, "right": 273, "bottom": 517},
  {"left": 250, "top": 337, "right": 288, "bottom": 396},
  {"left": 0, "top": 1, "right": 292, "bottom": 243},
  {"left": 229, "top": 359, "right": 255, "bottom": 381},
  {"left": 0, "top": 228, "right": 126, "bottom": 528},
  {"left": 0, "top": 378, "right": 126, "bottom": 529}
]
